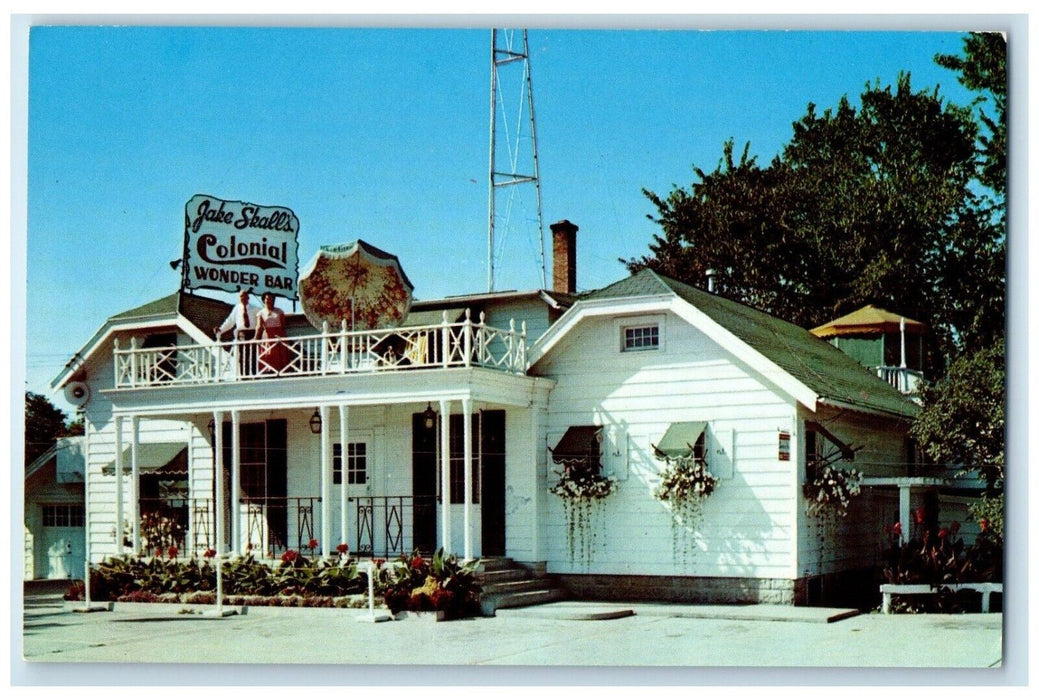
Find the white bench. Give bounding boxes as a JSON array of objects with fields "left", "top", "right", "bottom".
[{"left": 880, "top": 582, "right": 1003, "bottom": 613}]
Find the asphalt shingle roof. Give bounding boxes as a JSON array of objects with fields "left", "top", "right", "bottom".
[
  {"left": 589, "top": 269, "right": 918, "bottom": 419},
  {"left": 110, "top": 292, "right": 231, "bottom": 338}
]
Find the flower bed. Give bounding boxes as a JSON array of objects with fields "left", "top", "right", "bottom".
[
  {"left": 379, "top": 549, "right": 482, "bottom": 619},
  {"left": 63, "top": 545, "right": 482, "bottom": 619},
  {"left": 879, "top": 516, "right": 1003, "bottom": 613}
]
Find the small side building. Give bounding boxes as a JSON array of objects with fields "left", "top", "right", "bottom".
[{"left": 24, "top": 436, "right": 86, "bottom": 580}]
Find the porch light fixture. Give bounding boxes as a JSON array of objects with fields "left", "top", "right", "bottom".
[
  {"left": 423, "top": 402, "right": 437, "bottom": 430},
  {"left": 309, "top": 409, "right": 323, "bottom": 435}
]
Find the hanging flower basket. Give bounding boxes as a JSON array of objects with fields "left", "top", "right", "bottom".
[
  {"left": 550, "top": 469, "right": 616, "bottom": 566},
  {"left": 654, "top": 457, "right": 717, "bottom": 504},
  {"left": 654, "top": 456, "right": 717, "bottom": 562},
  {"left": 803, "top": 463, "right": 862, "bottom": 519},
  {"left": 550, "top": 469, "right": 617, "bottom": 501}
]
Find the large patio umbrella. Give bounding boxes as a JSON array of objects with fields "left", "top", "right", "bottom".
[
  {"left": 809, "top": 305, "right": 927, "bottom": 339},
  {"left": 298, "top": 240, "right": 414, "bottom": 331}
]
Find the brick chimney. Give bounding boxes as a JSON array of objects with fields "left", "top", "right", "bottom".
[{"left": 550, "top": 219, "right": 578, "bottom": 295}]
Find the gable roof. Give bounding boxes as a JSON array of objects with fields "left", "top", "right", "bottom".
[
  {"left": 51, "top": 292, "right": 230, "bottom": 390},
  {"left": 555, "top": 269, "right": 918, "bottom": 419}
]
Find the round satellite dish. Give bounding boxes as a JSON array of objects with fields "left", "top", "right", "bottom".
[
  {"left": 65, "top": 381, "right": 91, "bottom": 407},
  {"left": 299, "top": 240, "right": 414, "bottom": 332}
]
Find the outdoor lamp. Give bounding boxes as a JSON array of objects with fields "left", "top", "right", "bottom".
[
  {"left": 309, "top": 409, "right": 323, "bottom": 434},
  {"left": 423, "top": 402, "right": 437, "bottom": 430}
]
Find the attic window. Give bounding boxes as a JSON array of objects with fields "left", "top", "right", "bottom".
[{"left": 622, "top": 323, "right": 660, "bottom": 352}]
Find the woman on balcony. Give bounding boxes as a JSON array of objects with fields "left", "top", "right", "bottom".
[{"left": 254, "top": 292, "right": 290, "bottom": 374}]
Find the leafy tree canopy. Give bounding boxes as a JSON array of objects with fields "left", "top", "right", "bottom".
[
  {"left": 935, "top": 32, "right": 1007, "bottom": 199},
  {"left": 24, "top": 392, "right": 79, "bottom": 467},
  {"left": 910, "top": 342, "right": 1005, "bottom": 488},
  {"left": 630, "top": 41, "right": 1005, "bottom": 365}
]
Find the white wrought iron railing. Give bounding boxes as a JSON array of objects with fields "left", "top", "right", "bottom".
[
  {"left": 875, "top": 366, "right": 926, "bottom": 394},
  {"left": 113, "top": 310, "right": 528, "bottom": 388}
]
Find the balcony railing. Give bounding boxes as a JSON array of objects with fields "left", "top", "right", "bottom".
[
  {"left": 113, "top": 311, "right": 527, "bottom": 388},
  {"left": 875, "top": 366, "right": 926, "bottom": 395}
]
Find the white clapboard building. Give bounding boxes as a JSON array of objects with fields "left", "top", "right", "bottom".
[{"left": 52, "top": 220, "right": 931, "bottom": 605}]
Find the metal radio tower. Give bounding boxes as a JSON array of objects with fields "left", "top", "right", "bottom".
[{"left": 488, "top": 29, "right": 546, "bottom": 292}]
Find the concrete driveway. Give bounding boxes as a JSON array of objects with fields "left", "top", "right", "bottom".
[{"left": 16, "top": 582, "right": 1005, "bottom": 686}]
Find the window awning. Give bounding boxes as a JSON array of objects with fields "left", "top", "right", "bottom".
[
  {"left": 550, "top": 426, "right": 602, "bottom": 467},
  {"left": 102, "top": 443, "right": 188, "bottom": 476},
  {"left": 805, "top": 421, "right": 856, "bottom": 461},
  {"left": 653, "top": 421, "right": 707, "bottom": 459}
]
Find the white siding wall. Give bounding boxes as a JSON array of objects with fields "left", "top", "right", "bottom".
[
  {"left": 483, "top": 298, "right": 553, "bottom": 344},
  {"left": 503, "top": 406, "right": 537, "bottom": 563},
  {"left": 536, "top": 311, "right": 800, "bottom": 578}
]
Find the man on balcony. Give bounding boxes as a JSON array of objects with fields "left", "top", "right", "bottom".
[{"left": 214, "top": 289, "right": 259, "bottom": 377}]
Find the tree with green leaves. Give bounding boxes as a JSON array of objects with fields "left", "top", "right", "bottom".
[
  {"left": 910, "top": 343, "right": 1004, "bottom": 489},
  {"left": 24, "top": 392, "right": 79, "bottom": 467},
  {"left": 631, "top": 45, "right": 1005, "bottom": 362}
]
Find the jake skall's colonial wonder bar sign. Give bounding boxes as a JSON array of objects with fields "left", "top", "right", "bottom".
[{"left": 183, "top": 194, "right": 300, "bottom": 300}]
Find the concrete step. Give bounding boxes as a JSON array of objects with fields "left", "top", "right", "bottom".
[
  {"left": 475, "top": 557, "right": 513, "bottom": 573},
  {"left": 482, "top": 587, "right": 568, "bottom": 615},
  {"left": 481, "top": 578, "right": 555, "bottom": 595},
  {"left": 477, "top": 567, "right": 530, "bottom": 585}
]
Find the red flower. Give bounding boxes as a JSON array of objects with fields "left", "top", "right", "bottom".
[
  {"left": 914, "top": 507, "right": 926, "bottom": 525},
  {"left": 410, "top": 556, "right": 425, "bottom": 569},
  {"left": 308, "top": 539, "right": 319, "bottom": 550},
  {"left": 246, "top": 542, "right": 253, "bottom": 551},
  {"left": 281, "top": 550, "right": 298, "bottom": 564},
  {"left": 374, "top": 558, "right": 385, "bottom": 568},
  {"left": 203, "top": 548, "right": 216, "bottom": 559},
  {"left": 336, "top": 543, "right": 349, "bottom": 554},
  {"left": 979, "top": 518, "right": 990, "bottom": 532},
  {"left": 154, "top": 548, "right": 162, "bottom": 558},
  {"left": 892, "top": 521, "right": 902, "bottom": 536},
  {"left": 937, "top": 528, "right": 949, "bottom": 539},
  {"left": 168, "top": 546, "right": 179, "bottom": 559}
]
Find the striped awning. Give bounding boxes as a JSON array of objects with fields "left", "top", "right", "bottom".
[
  {"left": 550, "top": 426, "right": 602, "bottom": 467},
  {"left": 653, "top": 421, "right": 707, "bottom": 459},
  {"left": 102, "top": 443, "right": 188, "bottom": 476}
]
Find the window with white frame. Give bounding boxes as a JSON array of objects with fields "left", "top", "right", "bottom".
[
  {"left": 621, "top": 322, "right": 660, "bottom": 352},
  {"left": 43, "top": 504, "right": 84, "bottom": 527},
  {"left": 333, "top": 442, "right": 367, "bottom": 485}
]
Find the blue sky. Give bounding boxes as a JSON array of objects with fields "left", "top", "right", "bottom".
[{"left": 21, "top": 24, "right": 981, "bottom": 414}]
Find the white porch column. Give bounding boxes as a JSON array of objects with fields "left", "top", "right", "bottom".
[
  {"left": 114, "top": 415, "right": 124, "bottom": 556},
  {"left": 530, "top": 399, "right": 545, "bottom": 564},
  {"left": 230, "top": 410, "right": 241, "bottom": 554},
  {"left": 338, "top": 404, "right": 349, "bottom": 551},
  {"left": 213, "top": 411, "right": 225, "bottom": 557},
  {"left": 440, "top": 399, "right": 452, "bottom": 552},
  {"left": 130, "top": 416, "right": 140, "bottom": 553},
  {"left": 462, "top": 397, "right": 473, "bottom": 561},
  {"left": 320, "top": 405, "right": 332, "bottom": 558},
  {"left": 899, "top": 485, "right": 911, "bottom": 538}
]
